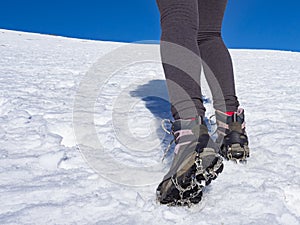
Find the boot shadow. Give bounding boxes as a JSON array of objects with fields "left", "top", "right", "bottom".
[{"left": 130, "top": 79, "right": 173, "bottom": 159}]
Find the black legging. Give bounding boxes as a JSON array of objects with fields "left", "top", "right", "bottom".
[{"left": 156, "top": 0, "right": 239, "bottom": 119}]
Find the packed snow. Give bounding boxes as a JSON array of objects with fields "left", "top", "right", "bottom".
[{"left": 0, "top": 29, "right": 299, "bottom": 225}]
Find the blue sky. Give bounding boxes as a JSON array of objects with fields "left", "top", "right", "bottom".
[{"left": 1, "top": 0, "right": 299, "bottom": 52}]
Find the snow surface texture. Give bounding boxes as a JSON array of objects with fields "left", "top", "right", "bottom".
[{"left": 0, "top": 29, "right": 300, "bottom": 225}]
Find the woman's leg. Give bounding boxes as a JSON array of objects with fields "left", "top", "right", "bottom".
[
  {"left": 197, "top": 0, "right": 249, "bottom": 161},
  {"left": 156, "top": 0, "right": 205, "bottom": 120},
  {"left": 197, "top": 0, "right": 239, "bottom": 112},
  {"left": 156, "top": 0, "right": 224, "bottom": 205}
]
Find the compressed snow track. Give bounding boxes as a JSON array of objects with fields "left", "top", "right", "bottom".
[{"left": 0, "top": 29, "right": 299, "bottom": 225}]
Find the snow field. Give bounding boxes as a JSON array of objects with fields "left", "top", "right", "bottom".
[{"left": 0, "top": 29, "right": 299, "bottom": 224}]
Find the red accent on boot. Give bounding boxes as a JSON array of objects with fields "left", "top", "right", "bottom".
[{"left": 226, "top": 111, "right": 235, "bottom": 116}]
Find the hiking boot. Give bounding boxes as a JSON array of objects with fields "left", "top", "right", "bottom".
[
  {"left": 156, "top": 116, "right": 223, "bottom": 206},
  {"left": 215, "top": 108, "right": 250, "bottom": 162}
]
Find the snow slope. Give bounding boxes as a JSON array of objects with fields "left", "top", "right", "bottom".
[{"left": 0, "top": 29, "right": 299, "bottom": 225}]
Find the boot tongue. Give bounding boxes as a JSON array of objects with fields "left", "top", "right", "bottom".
[
  {"left": 172, "top": 116, "right": 208, "bottom": 144},
  {"left": 172, "top": 118, "right": 198, "bottom": 131}
]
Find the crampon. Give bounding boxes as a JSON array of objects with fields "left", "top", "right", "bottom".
[{"left": 157, "top": 148, "right": 223, "bottom": 206}]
